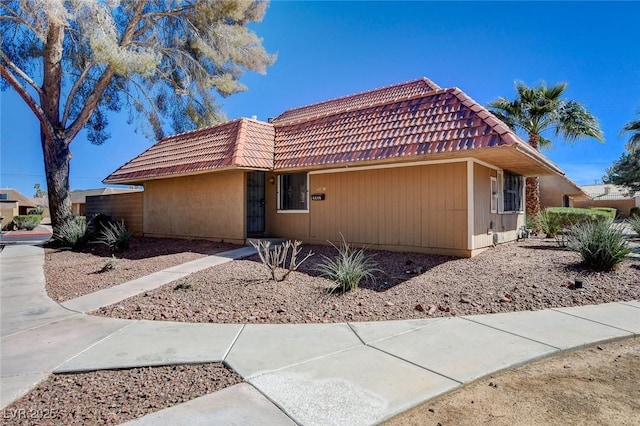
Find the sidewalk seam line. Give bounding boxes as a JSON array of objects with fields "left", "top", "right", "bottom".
[
  {"left": 550, "top": 307, "right": 638, "bottom": 336},
  {"left": 365, "top": 344, "right": 463, "bottom": 385},
  {"left": 460, "top": 317, "right": 562, "bottom": 350},
  {"left": 52, "top": 320, "right": 140, "bottom": 372},
  {"left": 245, "top": 382, "right": 302, "bottom": 426},
  {"left": 346, "top": 322, "right": 366, "bottom": 345},
  {"left": 222, "top": 323, "right": 246, "bottom": 362}
]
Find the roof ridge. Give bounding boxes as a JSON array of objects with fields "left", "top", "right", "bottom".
[
  {"left": 232, "top": 119, "right": 247, "bottom": 165},
  {"left": 272, "top": 77, "right": 441, "bottom": 125}
]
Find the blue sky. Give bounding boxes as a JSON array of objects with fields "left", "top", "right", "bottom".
[{"left": 1, "top": 1, "right": 639, "bottom": 198}]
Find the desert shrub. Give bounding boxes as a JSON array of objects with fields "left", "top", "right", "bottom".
[
  {"left": 28, "top": 205, "right": 44, "bottom": 215},
  {"left": 590, "top": 207, "right": 617, "bottom": 220},
  {"left": 97, "top": 221, "right": 132, "bottom": 252},
  {"left": 315, "top": 235, "right": 380, "bottom": 293},
  {"left": 53, "top": 217, "right": 89, "bottom": 250},
  {"left": 99, "top": 255, "right": 119, "bottom": 273},
  {"left": 251, "top": 239, "right": 314, "bottom": 282},
  {"left": 542, "top": 207, "right": 610, "bottom": 232},
  {"left": 628, "top": 214, "right": 640, "bottom": 235},
  {"left": 567, "top": 219, "right": 632, "bottom": 271},
  {"left": 87, "top": 213, "right": 113, "bottom": 238},
  {"left": 536, "top": 210, "right": 564, "bottom": 238},
  {"left": 12, "top": 214, "right": 42, "bottom": 230},
  {"left": 630, "top": 207, "right": 640, "bottom": 217}
]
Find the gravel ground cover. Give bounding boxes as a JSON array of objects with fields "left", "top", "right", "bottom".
[
  {"left": 44, "top": 237, "right": 240, "bottom": 302},
  {"left": 91, "top": 238, "right": 640, "bottom": 324},
  {"left": 1, "top": 363, "right": 241, "bottom": 426},
  {"left": 33, "top": 235, "right": 639, "bottom": 423}
]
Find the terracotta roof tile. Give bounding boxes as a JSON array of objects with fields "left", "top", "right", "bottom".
[
  {"left": 272, "top": 78, "right": 441, "bottom": 124},
  {"left": 104, "top": 119, "right": 274, "bottom": 184},
  {"left": 106, "top": 77, "right": 562, "bottom": 184},
  {"left": 273, "top": 88, "right": 523, "bottom": 169}
]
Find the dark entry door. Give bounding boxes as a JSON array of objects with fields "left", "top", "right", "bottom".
[{"left": 246, "top": 171, "right": 266, "bottom": 235}]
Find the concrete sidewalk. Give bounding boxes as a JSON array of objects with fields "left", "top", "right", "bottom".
[{"left": 1, "top": 244, "right": 638, "bottom": 425}]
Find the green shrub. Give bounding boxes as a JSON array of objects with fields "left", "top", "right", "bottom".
[
  {"left": 315, "top": 235, "right": 380, "bottom": 293},
  {"left": 87, "top": 213, "right": 112, "bottom": 238},
  {"left": 591, "top": 207, "right": 617, "bottom": 220},
  {"left": 628, "top": 214, "right": 640, "bottom": 235},
  {"left": 536, "top": 210, "right": 564, "bottom": 237},
  {"left": 97, "top": 221, "right": 132, "bottom": 252},
  {"left": 567, "top": 219, "right": 632, "bottom": 271},
  {"left": 12, "top": 215, "right": 42, "bottom": 230},
  {"left": 28, "top": 205, "right": 44, "bottom": 215},
  {"left": 542, "top": 207, "right": 610, "bottom": 231},
  {"left": 630, "top": 206, "right": 640, "bottom": 217},
  {"left": 53, "top": 218, "right": 89, "bottom": 250}
]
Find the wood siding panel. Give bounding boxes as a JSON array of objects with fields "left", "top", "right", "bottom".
[
  {"left": 143, "top": 171, "right": 245, "bottom": 242},
  {"left": 86, "top": 192, "right": 144, "bottom": 235},
  {"left": 473, "top": 163, "right": 524, "bottom": 249},
  {"left": 298, "top": 162, "right": 467, "bottom": 252}
]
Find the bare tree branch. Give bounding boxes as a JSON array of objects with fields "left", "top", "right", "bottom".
[
  {"left": 0, "top": 62, "right": 54, "bottom": 141},
  {"left": 61, "top": 62, "right": 94, "bottom": 127},
  {"left": 0, "top": 49, "right": 42, "bottom": 95}
]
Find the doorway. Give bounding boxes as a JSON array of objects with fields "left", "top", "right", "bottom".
[{"left": 246, "top": 171, "right": 266, "bottom": 235}]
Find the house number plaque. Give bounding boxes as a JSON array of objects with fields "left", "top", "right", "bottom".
[{"left": 311, "top": 194, "right": 326, "bottom": 201}]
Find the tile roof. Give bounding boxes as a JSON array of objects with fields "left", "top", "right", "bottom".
[
  {"left": 105, "top": 78, "right": 563, "bottom": 184},
  {"left": 273, "top": 87, "right": 541, "bottom": 170},
  {"left": 104, "top": 118, "right": 275, "bottom": 184},
  {"left": 272, "top": 77, "right": 441, "bottom": 125}
]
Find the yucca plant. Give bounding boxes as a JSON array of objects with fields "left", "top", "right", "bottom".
[
  {"left": 53, "top": 218, "right": 89, "bottom": 250},
  {"left": 315, "top": 234, "right": 380, "bottom": 293},
  {"left": 97, "top": 221, "right": 132, "bottom": 252},
  {"left": 567, "top": 219, "right": 632, "bottom": 271},
  {"left": 628, "top": 214, "right": 640, "bottom": 235}
]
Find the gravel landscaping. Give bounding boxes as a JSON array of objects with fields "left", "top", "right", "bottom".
[
  {"left": 44, "top": 237, "right": 240, "bottom": 302},
  {"left": 1, "top": 363, "right": 241, "bottom": 426},
  {"left": 90, "top": 237, "right": 640, "bottom": 324},
  {"left": 32, "top": 234, "right": 639, "bottom": 423}
]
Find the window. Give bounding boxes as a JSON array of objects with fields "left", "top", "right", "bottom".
[
  {"left": 503, "top": 171, "right": 524, "bottom": 212},
  {"left": 278, "top": 173, "right": 308, "bottom": 211},
  {"left": 0, "top": 194, "right": 7, "bottom": 200},
  {"left": 490, "top": 176, "right": 498, "bottom": 213}
]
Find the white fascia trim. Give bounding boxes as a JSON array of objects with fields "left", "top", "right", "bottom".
[{"left": 467, "top": 160, "right": 474, "bottom": 251}]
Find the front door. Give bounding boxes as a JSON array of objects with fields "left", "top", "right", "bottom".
[{"left": 246, "top": 171, "right": 266, "bottom": 235}]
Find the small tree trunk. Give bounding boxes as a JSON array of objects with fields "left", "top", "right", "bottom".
[
  {"left": 526, "top": 133, "right": 542, "bottom": 220},
  {"left": 41, "top": 129, "right": 73, "bottom": 231},
  {"left": 526, "top": 176, "right": 541, "bottom": 220}
]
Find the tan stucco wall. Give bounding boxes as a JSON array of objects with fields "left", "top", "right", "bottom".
[
  {"left": 0, "top": 201, "right": 19, "bottom": 229},
  {"left": 143, "top": 171, "right": 245, "bottom": 243},
  {"left": 267, "top": 162, "right": 471, "bottom": 256},
  {"left": 86, "top": 192, "right": 144, "bottom": 235},
  {"left": 573, "top": 199, "right": 636, "bottom": 218},
  {"left": 472, "top": 163, "right": 524, "bottom": 250}
]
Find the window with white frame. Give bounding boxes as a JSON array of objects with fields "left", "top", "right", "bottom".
[
  {"left": 278, "top": 173, "right": 308, "bottom": 211},
  {"left": 502, "top": 171, "right": 524, "bottom": 212},
  {"left": 490, "top": 176, "right": 498, "bottom": 213}
]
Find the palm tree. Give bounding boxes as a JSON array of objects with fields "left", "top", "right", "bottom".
[
  {"left": 620, "top": 110, "right": 640, "bottom": 153},
  {"left": 488, "top": 81, "right": 604, "bottom": 218}
]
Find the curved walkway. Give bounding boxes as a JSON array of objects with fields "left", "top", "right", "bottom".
[{"left": 1, "top": 244, "right": 638, "bottom": 425}]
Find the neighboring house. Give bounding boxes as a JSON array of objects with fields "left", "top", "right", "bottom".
[
  {"left": 105, "top": 78, "right": 572, "bottom": 257},
  {"left": 539, "top": 175, "right": 590, "bottom": 208},
  {"left": 573, "top": 184, "right": 640, "bottom": 217},
  {"left": 0, "top": 188, "right": 36, "bottom": 229},
  {"left": 70, "top": 188, "right": 141, "bottom": 216}
]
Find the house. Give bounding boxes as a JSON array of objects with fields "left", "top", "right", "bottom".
[
  {"left": 539, "top": 175, "right": 590, "bottom": 208},
  {"left": 0, "top": 188, "right": 37, "bottom": 229},
  {"left": 105, "top": 78, "right": 572, "bottom": 257},
  {"left": 573, "top": 184, "right": 640, "bottom": 217},
  {"left": 70, "top": 188, "right": 141, "bottom": 216}
]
